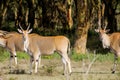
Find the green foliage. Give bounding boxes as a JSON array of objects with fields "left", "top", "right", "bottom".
[{"left": 0, "top": 21, "right": 16, "bottom": 31}]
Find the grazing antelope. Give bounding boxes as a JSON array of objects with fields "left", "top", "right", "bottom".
[
  {"left": 17, "top": 25, "right": 72, "bottom": 74},
  {"left": 95, "top": 22, "right": 120, "bottom": 73},
  {"left": 0, "top": 31, "right": 24, "bottom": 69}
]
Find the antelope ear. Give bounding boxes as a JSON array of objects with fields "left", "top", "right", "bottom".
[
  {"left": 95, "top": 29, "right": 99, "bottom": 33},
  {"left": 105, "top": 29, "right": 110, "bottom": 33},
  {"left": 17, "top": 29, "right": 23, "bottom": 33},
  {"left": 28, "top": 29, "right": 32, "bottom": 33}
]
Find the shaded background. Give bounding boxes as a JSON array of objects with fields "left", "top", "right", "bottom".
[{"left": 0, "top": 0, "right": 120, "bottom": 54}]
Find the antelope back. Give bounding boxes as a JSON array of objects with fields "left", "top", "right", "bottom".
[{"left": 6, "top": 33, "right": 24, "bottom": 51}]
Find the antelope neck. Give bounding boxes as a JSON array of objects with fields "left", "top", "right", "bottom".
[
  {"left": 101, "top": 33, "right": 110, "bottom": 48},
  {"left": 24, "top": 34, "right": 29, "bottom": 52}
]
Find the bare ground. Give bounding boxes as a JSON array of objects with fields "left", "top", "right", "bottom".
[{"left": 0, "top": 58, "right": 120, "bottom": 80}]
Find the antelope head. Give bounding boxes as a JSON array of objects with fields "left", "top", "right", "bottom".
[
  {"left": 17, "top": 23, "right": 32, "bottom": 52},
  {"left": 95, "top": 21, "right": 110, "bottom": 49},
  {"left": 95, "top": 20, "right": 110, "bottom": 39},
  {"left": 17, "top": 23, "right": 32, "bottom": 41}
]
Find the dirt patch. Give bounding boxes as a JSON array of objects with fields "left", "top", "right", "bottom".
[{"left": 0, "top": 58, "right": 120, "bottom": 80}]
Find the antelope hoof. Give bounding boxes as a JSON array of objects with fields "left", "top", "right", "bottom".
[
  {"left": 69, "top": 72, "right": 72, "bottom": 76},
  {"left": 29, "top": 72, "right": 32, "bottom": 75},
  {"left": 62, "top": 73, "right": 64, "bottom": 75},
  {"left": 35, "top": 72, "right": 37, "bottom": 74},
  {"left": 112, "top": 71, "right": 115, "bottom": 74},
  {"left": 29, "top": 71, "right": 33, "bottom": 75},
  {"left": 111, "top": 68, "right": 115, "bottom": 74}
]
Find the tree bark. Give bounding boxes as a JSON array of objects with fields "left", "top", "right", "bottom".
[
  {"left": 74, "top": 22, "right": 90, "bottom": 53},
  {"left": 67, "top": 0, "right": 73, "bottom": 29},
  {"left": 0, "top": 0, "right": 10, "bottom": 27},
  {"left": 74, "top": 0, "right": 90, "bottom": 54}
]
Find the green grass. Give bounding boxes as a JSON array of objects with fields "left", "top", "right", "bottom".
[
  {"left": 0, "top": 51, "right": 9, "bottom": 62},
  {"left": 71, "top": 52, "right": 114, "bottom": 62},
  {"left": 41, "top": 52, "right": 61, "bottom": 59},
  {"left": 0, "top": 48, "right": 30, "bottom": 62},
  {"left": 97, "top": 53, "right": 114, "bottom": 62},
  {"left": 17, "top": 52, "right": 30, "bottom": 60},
  {"left": 0, "top": 48, "right": 115, "bottom": 63}
]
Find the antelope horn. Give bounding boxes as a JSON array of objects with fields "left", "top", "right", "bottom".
[
  {"left": 19, "top": 23, "right": 23, "bottom": 30},
  {"left": 104, "top": 20, "right": 108, "bottom": 30},
  {"left": 27, "top": 23, "right": 31, "bottom": 30},
  {"left": 98, "top": 19, "right": 101, "bottom": 29}
]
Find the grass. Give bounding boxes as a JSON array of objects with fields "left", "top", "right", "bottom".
[
  {"left": 0, "top": 51, "right": 30, "bottom": 62},
  {"left": 71, "top": 52, "right": 114, "bottom": 62},
  {"left": 17, "top": 52, "right": 30, "bottom": 60},
  {"left": 0, "top": 48, "right": 120, "bottom": 80},
  {"left": 0, "top": 48, "right": 115, "bottom": 63},
  {"left": 41, "top": 52, "right": 61, "bottom": 59},
  {"left": 0, "top": 48, "right": 9, "bottom": 62}
]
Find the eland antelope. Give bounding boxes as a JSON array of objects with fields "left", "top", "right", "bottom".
[
  {"left": 95, "top": 22, "right": 120, "bottom": 73},
  {"left": 0, "top": 30, "right": 41, "bottom": 72},
  {"left": 0, "top": 31, "right": 24, "bottom": 69},
  {"left": 17, "top": 25, "right": 72, "bottom": 74}
]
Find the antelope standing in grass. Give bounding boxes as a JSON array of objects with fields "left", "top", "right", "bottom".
[
  {"left": 95, "top": 21, "right": 120, "bottom": 73},
  {"left": 0, "top": 31, "right": 24, "bottom": 69},
  {"left": 0, "top": 30, "right": 41, "bottom": 72},
  {"left": 17, "top": 25, "right": 72, "bottom": 74}
]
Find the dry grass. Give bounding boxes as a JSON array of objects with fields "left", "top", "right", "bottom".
[
  {"left": 0, "top": 57, "right": 120, "bottom": 80},
  {"left": 0, "top": 51, "right": 120, "bottom": 80}
]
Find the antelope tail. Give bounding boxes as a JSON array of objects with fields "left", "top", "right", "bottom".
[{"left": 67, "top": 40, "right": 71, "bottom": 56}]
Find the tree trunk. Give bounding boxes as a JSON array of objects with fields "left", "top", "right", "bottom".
[
  {"left": 74, "top": 0, "right": 89, "bottom": 54},
  {"left": 15, "top": 0, "right": 24, "bottom": 26},
  {"left": 74, "top": 22, "right": 90, "bottom": 53},
  {"left": 0, "top": 0, "right": 10, "bottom": 27},
  {"left": 25, "top": 8, "right": 29, "bottom": 26},
  {"left": 14, "top": 5, "right": 18, "bottom": 27},
  {"left": 67, "top": 0, "right": 73, "bottom": 29}
]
